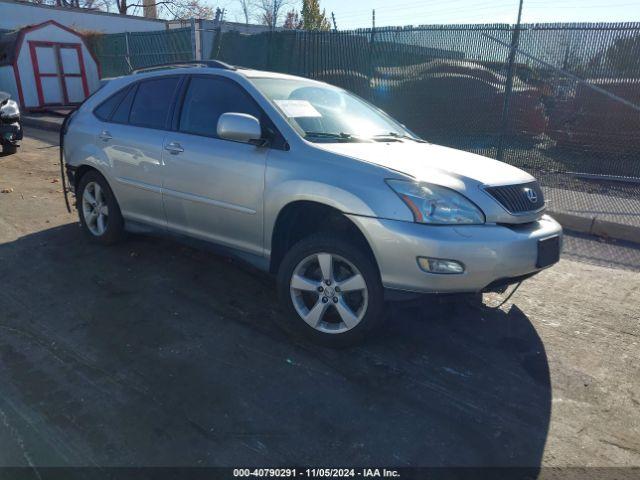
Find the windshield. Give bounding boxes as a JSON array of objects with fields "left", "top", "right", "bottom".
[{"left": 251, "top": 77, "right": 423, "bottom": 143}]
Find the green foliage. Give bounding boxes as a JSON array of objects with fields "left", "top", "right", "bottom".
[
  {"left": 301, "top": 0, "right": 331, "bottom": 31},
  {"left": 284, "top": 9, "right": 303, "bottom": 30}
]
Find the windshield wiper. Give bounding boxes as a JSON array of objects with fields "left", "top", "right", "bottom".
[
  {"left": 304, "top": 131, "right": 370, "bottom": 142},
  {"left": 304, "top": 131, "right": 354, "bottom": 139},
  {"left": 373, "top": 132, "right": 427, "bottom": 143}
]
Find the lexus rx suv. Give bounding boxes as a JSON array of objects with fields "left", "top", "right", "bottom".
[{"left": 62, "top": 61, "right": 562, "bottom": 346}]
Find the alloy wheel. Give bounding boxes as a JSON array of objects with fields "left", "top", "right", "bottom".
[
  {"left": 82, "top": 181, "right": 109, "bottom": 236},
  {"left": 290, "top": 252, "right": 368, "bottom": 334}
]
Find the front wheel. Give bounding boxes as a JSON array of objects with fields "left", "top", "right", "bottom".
[{"left": 277, "top": 233, "right": 385, "bottom": 347}]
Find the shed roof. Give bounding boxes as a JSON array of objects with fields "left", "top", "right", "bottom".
[{"left": 0, "top": 20, "right": 90, "bottom": 67}]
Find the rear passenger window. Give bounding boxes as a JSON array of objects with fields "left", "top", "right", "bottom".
[
  {"left": 179, "top": 77, "right": 261, "bottom": 138},
  {"left": 129, "top": 77, "right": 180, "bottom": 129},
  {"left": 94, "top": 87, "right": 129, "bottom": 121},
  {"left": 111, "top": 86, "right": 137, "bottom": 124}
]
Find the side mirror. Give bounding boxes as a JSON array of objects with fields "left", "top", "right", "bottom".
[{"left": 217, "top": 112, "right": 263, "bottom": 145}]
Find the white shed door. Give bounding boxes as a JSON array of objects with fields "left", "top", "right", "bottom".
[
  {"left": 29, "top": 41, "right": 89, "bottom": 107},
  {"left": 35, "top": 46, "right": 63, "bottom": 105},
  {"left": 60, "top": 47, "right": 85, "bottom": 104}
]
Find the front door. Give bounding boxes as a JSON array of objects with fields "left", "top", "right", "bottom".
[
  {"left": 162, "top": 75, "right": 269, "bottom": 256},
  {"left": 29, "top": 41, "right": 89, "bottom": 106}
]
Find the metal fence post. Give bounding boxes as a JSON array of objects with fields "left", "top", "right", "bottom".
[
  {"left": 497, "top": 25, "right": 520, "bottom": 161},
  {"left": 124, "top": 31, "right": 133, "bottom": 73},
  {"left": 497, "top": 0, "right": 524, "bottom": 161},
  {"left": 190, "top": 18, "right": 199, "bottom": 60},
  {"left": 368, "top": 10, "right": 376, "bottom": 101}
]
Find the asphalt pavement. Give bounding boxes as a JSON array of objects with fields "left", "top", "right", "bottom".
[{"left": 0, "top": 128, "right": 638, "bottom": 469}]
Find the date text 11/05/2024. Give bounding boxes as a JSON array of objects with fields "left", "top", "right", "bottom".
[{"left": 233, "top": 469, "right": 401, "bottom": 477}]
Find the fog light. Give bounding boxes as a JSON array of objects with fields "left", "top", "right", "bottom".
[{"left": 417, "top": 257, "right": 465, "bottom": 274}]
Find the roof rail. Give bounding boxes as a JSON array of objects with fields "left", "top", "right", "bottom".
[{"left": 132, "top": 60, "right": 237, "bottom": 75}]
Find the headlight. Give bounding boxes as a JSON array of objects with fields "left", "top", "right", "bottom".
[
  {"left": 387, "top": 179, "right": 485, "bottom": 225},
  {"left": 0, "top": 99, "right": 20, "bottom": 119}
]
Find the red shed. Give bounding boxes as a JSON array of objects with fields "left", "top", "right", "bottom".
[{"left": 0, "top": 20, "right": 100, "bottom": 109}]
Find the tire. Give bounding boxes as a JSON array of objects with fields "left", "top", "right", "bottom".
[
  {"left": 277, "top": 232, "right": 385, "bottom": 347},
  {"left": 2, "top": 143, "right": 17, "bottom": 155},
  {"left": 77, "top": 170, "right": 124, "bottom": 245}
]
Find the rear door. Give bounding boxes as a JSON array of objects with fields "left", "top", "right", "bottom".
[{"left": 95, "top": 76, "right": 182, "bottom": 228}]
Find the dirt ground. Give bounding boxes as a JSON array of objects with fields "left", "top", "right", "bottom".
[{"left": 0, "top": 130, "right": 639, "bottom": 469}]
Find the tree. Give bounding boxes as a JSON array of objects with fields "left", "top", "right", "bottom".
[
  {"left": 255, "top": 0, "right": 289, "bottom": 28},
  {"left": 167, "top": 0, "right": 215, "bottom": 19},
  {"left": 283, "top": 9, "right": 302, "bottom": 29},
  {"left": 300, "top": 0, "right": 330, "bottom": 31},
  {"left": 236, "top": 0, "right": 252, "bottom": 25},
  {"left": 23, "top": 0, "right": 213, "bottom": 18}
]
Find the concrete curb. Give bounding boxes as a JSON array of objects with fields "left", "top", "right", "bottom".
[
  {"left": 22, "top": 115, "right": 63, "bottom": 132},
  {"left": 548, "top": 210, "right": 638, "bottom": 244},
  {"left": 19, "top": 118, "right": 640, "bottom": 245}
]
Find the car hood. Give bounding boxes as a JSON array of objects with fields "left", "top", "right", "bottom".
[{"left": 313, "top": 141, "right": 533, "bottom": 188}]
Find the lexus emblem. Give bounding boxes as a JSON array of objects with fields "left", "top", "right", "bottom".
[{"left": 524, "top": 187, "right": 538, "bottom": 203}]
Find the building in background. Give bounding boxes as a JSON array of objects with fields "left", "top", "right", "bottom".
[{"left": 0, "top": 0, "right": 166, "bottom": 33}]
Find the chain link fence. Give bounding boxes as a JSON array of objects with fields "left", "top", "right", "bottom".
[
  {"left": 211, "top": 24, "right": 640, "bottom": 224},
  {"left": 87, "top": 27, "right": 193, "bottom": 78},
  {"left": 88, "top": 22, "right": 640, "bottom": 226}
]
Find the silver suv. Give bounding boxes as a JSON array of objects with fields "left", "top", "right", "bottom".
[{"left": 63, "top": 61, "right": 562, "bottom": 346}]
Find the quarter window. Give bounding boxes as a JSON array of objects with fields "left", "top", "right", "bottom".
[
  {"left": 129, "top": 77, "right": 181, "bottom": 129},
  {"left": 111, "top": 86, "right": 137, "bottom": 124},
  {"left": 94, "top": 87, "right": 129, "bottom": 121},
  {"left": 179, "top": 77, "right": 261, "bottom": 138}
]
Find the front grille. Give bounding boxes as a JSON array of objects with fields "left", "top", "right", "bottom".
[{"left": 485, "top": 181, "right": 545, "bottom": 214}]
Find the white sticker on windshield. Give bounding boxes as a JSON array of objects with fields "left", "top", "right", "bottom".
[{"left": 274, "top": 100, "right": 322, "bottom": 118}]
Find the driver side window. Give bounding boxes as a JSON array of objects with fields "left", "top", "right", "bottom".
[{"left": 179, "top": 76, "right": 262, "bottom": 138}]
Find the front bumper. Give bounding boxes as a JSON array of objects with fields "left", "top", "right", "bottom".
[
  {"left": 0, "top": 120, "right": 23, "bottom": 144},
  {"left": 347, "top": 214, "right": 563, "bottom": 294}
]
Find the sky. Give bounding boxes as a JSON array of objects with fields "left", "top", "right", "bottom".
[{"left": 219, "top": 0, "right": 640, "bottom": 29}]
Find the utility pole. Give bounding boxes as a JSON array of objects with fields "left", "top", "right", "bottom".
[
  {"left": 496, "top": 0, "right": 524, "bottom": 161},
  {"left": 331, "top": 11, "right": 338, "bottom": 31},
  {"left": 372, "top": 8, "right": 376, "bottom": 29}
]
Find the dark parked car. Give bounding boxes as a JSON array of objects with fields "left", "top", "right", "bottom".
[{"left": 0, "top": 91, "right": 22, "bottom": 155}]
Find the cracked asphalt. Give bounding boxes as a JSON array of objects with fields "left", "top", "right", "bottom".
[{"left": 0, "top": 129, "right": 638, "bottom": 468}]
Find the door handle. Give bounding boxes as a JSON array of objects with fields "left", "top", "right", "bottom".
[
  {"left": 99, "top": 130, "right": 112, "bottom": 142},
  {"left": 164, "top": 141, "right": 184, "bottom": 155}
]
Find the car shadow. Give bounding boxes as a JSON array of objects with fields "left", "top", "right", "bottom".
[{"left": 0, "top": 223, "right": 550, "bottom": 469}]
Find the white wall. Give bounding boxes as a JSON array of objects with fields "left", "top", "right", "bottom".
[
  {"left": 0, "top": 65, "right": 19, "bottom": 102},
  {"left": 16, "top": 23, "right": 101, "bottom": 107},
  {"left": 0, "top": 0, "right": 166, "bottom": 33}
]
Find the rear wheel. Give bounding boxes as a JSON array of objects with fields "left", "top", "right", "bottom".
[
  {"left": 277, "top": 233, "right": 384, "bottom": 346},
  {"left": 77, "top": 170, "right": 124, "bottom": 245}
]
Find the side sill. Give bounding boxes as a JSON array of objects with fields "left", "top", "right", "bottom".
[{"left": 123, "top": 220, "right": 271, "bottom": 273}]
